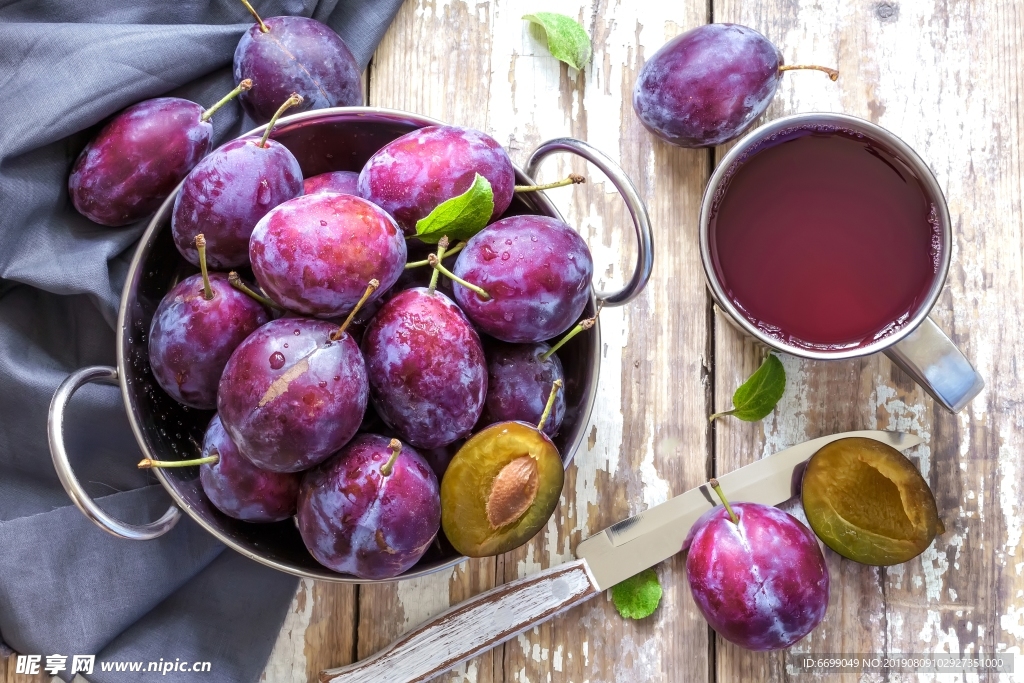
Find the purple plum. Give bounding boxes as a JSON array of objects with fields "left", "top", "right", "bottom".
[
  {"left": 451, "top": 215, "right": 593, "bottom": 343},
  {"left": 234, "top": 16, "right": 362, "bottom": 124},
  {"left": 632, "top": 24, "right": 837, "bottom": 148},
  {"left": 250, "top": 193, "right": 406, "bottom": 318},
  {"left": 685, "top": 501, "right": 830, "bottom": 651},
  {"left": 148, "top": 270, "right": 269, "bottom": 410},
  {"left": 172, "top": 135, "right": 303, "bottom": 269},
  {"left": 362, "top": 288, "right": 487, "bottom": 449},
  {"left": 217, "top": 317, "right": 368, "bottom": 472},
  {"left": 297, "top": 434, "right": 440, "bottom": 579},
  {"left": 303, "top": 171, "right": 361, "bottom": 196},
  {"left": 482, "top": 341, "right": 565, "bottom": 436},
  {"left": 200, "top": 415, "right": 299, "bottom": 522},
  {"left": 358, "top": 125, "right": 515, "bottom": 235}
]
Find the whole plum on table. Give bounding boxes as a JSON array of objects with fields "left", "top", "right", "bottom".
[
  {"left": 250, "top": 193, "right": 406, "bottom": 318},
  {"left": 234, "top": 14, "right": 362, "bottom": 124},
  {"left": 450, "top": 215, "right": 593, "bottom": 343},
  {"left": 482, "top": 341, "right": 565, "bottom": 437},
  {"left": 199, "top": 415, "right": 300, "bottom": 522},
  {"left": 303, "top": 171, "right": 361, "bottom": 196},
  {"left": 69, "top": 82, "right": 249, "bottom": 226},
  {"left": 362, "top": 287, "right": 487, "bottom": 449},
  {"left": 357, "top": 125, "right": 515, "bottom": 235},
  {"left": 148, "top": 240, "right": 269, "bottom": 410},
  {"left": 684, "top": 484, "right": 829, "bottom": 650},
  {"left": 297, "top": 435, "right": 440, "bottom": 579},
  {"left": 217, "top": 316, "right": 368, "bottom": 473},
  {"left": 632, "top": 23, "right": 838, "bottom": 147}
]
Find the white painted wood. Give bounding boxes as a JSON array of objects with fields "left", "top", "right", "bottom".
[{"left": 319, "top": 560, "right": 599, "bottom": 683}]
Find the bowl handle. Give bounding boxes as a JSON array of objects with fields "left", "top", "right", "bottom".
[
  {"left": 48, "top": 366, "right": 181, "bottom": 540},
  {"left": 525, "top": 138, "right": 653, "bottom": 307}
]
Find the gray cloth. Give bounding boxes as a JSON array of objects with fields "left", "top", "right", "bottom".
[{"left": 0, "top": 1, "right": 403, "bottom": 681}]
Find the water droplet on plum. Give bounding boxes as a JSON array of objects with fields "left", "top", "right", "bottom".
[{"left": 269, "top": 351, "right": 286, "bottom": 369}]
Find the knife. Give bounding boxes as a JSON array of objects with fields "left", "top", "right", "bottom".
[{"left": 319, "top": 430, "right": 921, "bottom": 683}]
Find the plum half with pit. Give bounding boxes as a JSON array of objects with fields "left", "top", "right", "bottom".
[
  {"left": 357, "top": 125, "right": 515, "bottom": 235},
  {"left": 632, "top": 23, "right": 838, "bottom": 148},
  {"left": 451, "top": 215, "right": 593, "bottom": 343},
  {"left": 482, "top": 341, "right": 565, "bottom": 437},
  {"left": 362, "top": 287, "right": 487, "bottom": 449},
  {"left": 200, "top": 415, "right": 300, "bottom": 522},
  {"left": 297, "top": 435, "right": 440, "bottom": 579},
  {"left": 303, "top": 171, "right": 361, "bottom": 196},
  {"left": 250, "top": 193, "right": 406, "bottom": 318},
  {"left": 217, "top": 316, "right": 368, "bottom": 473}
]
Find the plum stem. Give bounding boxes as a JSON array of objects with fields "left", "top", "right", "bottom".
[
  {"left": 709, "top": 478, "right": 739, "bottom": 525},
  {"left": 139, "top": 449, "right": 219, "bottom": 469},
  {"left": 708, "top": 409, "right": 737, "bottom": 422},
  {"left": 331, "top": 279, "right": 379, "bottom": 341},
  {"left": 779, "top": 64, "right": 839, "bottom": 81},
  {"left": 201, "top": 79, "right": 252, "bottom": 122},
  {"left": 515, "top": 173, "right": 586, "bottom": 194},
  {"left": 240, "top": 0, "right": 269, "bottom": 32},
  {"left": 405, "top": 240, "right": 465, "bottom": 269},
  {"left": 536, "top": 379, "right": 564, "bottom": 433},
  {"left": 540, "top": 305, "right": 601, "bottom": 362},
  {"left": 427, "top": 236, "right": 449, "bottom": 294},
  {"left": 259, "top": 94, "right": 302, "bottom": 148},
  {"left": 194, "top": 234, "right": 213, "bottom": 300},
  {"left": 428, "top": 254, "right": 490, "bottom": 300},
  {"left": 380, "top": 438, "right": 402, "bottom": 477},
  {"left": 228, "top": 271, "right": 282, "bottom": 310}
]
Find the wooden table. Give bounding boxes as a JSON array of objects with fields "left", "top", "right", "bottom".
[{"left": 2, "top": 1, "right": 1020, "bottom": 682}]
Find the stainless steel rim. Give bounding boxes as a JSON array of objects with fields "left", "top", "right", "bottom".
[{"left": 698, "top": 112, "right": 953, "bottom": 361}]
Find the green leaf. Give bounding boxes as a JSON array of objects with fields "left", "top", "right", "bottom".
[
  {"left": 523, "top": 12, "right": 592, "bottom": 71},
  {"left": 611, "top": 568, "right": 662, "bottom": 620},
  {"left": 710, "top": 354, "right": 787, "bottom": 422},
  {"left": 415, "top": 173, "right": 494, "bottom": 244}
]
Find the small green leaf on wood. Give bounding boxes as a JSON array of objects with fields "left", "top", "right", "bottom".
[
  {"left": 610, "top": 568, "right": 662, "bottom": 620},
  {"left": 414, "top": 173, "right": 494, "bottom": 244},
  {"left": 710, "top": 354, "right": 787, "bottom": 422},
  {"left": 523, "top": 12, "right": 592, "bottom": 71}
]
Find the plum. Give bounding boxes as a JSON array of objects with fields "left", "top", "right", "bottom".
[
  {"left": 217, "top": 315, "right": 368, "bottom": 473},
  {"left": 148, "top": 236, "right": 269, "bottom": 409},
  {"left": 199, "top": 415, "right": 300, "bottom": 522},
  {"left": 357, "top": 125, "right": 515, "bottom": 234},
  {"left": 685, "top": 481, "right": 829, "bottom": 651},
  {"left": 297, "top": 435, "right": 440, "bottom": 579},
  {"left": 68, "top": 81, "right": 250, "bottom": 227},
  {"left": 362, "top": 287, "right": 487, "bottom": 449},
  {"left": 172, "top": 98, "right": 304, "bottom": 270},
  {"left": 482, "top": 341, "right": 565, "bottom": 436},
  {"left": 234, "top": 13, "right": 361, "bottom": 124},
  {"left": 632, "top": 24, "right": 838, "bottom": 148},
  {"left": 250, "top": 193, "right": 406, "bottom": 318},
  {"left": 303, "top": 171, "right": 361, "bottom": 196},
  {"left": 449, "top": 215, "right": 593, "bottom": 343}
]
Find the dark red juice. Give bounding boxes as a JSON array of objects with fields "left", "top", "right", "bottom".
[{"left": 709, "top": 129, "right": 941, "bottom": 350}]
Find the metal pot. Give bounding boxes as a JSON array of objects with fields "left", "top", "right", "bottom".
[{"left": 47, "top": 108, "right": 653, "bottom": 582}]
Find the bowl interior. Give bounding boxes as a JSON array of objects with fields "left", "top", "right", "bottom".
[{"left": 118, "top": 108, "right": 600, "bottom": 582}]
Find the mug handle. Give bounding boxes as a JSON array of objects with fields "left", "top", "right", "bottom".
[
  {"left": 48, "top": 365, "right": 181, "bottom": 540},
  {"left": 525, "top": 138, "right": 653, "bottom": 307},
  {"left": 883, "top": 317, "right": 984, "bottom": 413}
]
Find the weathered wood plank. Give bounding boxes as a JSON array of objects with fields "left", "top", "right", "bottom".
[
  {"left": 712, "top": 0, "right": 1024, "bottom": 680},
  {"left": 0, "top": 655, "right": 48, "bottom": 683}
]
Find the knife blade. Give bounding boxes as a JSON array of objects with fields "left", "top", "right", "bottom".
[{"left": 320, "top": 430, "right": 922, "bottom": 683}]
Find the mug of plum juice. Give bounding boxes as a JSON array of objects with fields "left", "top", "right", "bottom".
[{"left": 700, "top": 113, "right": 983, "bottom": 412}]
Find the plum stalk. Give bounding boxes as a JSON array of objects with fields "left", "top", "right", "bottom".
[
  {"left": 201, "top": 79, "right": 252, "bottom": 122},
  {"left": 778, "top": 64, "right": 839, "bottom": 81},
  {"left": 514, "top": 173, "right": 586, "bottom": 194},
  {"left": 380, "top": 439, "right": 403, "bottom": 477},
  {"left": 228, "top": 271, "right": 282, "bottom": 310},
  {"left": 708, "top": 478, "right": 739, "bottom": 525},
  {"left": 240, "top": 0, "right": 269, "bottom": 32},
  {"left": 259, "top": 94, "right": 303, "bottom": 148},
  {"left": 540, "top": 305, "right": 602, "bottom": 362},
  {"left": 195, "top": 234, "right": 213, "bottom": 300},
  {"left": 536, "top": 379, "right": 564, "bottom": 434},
  {"left": 330, "top": 279, "right": 379, "bottom": 341}
]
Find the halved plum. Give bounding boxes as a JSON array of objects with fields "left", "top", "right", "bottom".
[
  {"left": 801, "top": 437, "right": 944, "bottom": 565},
  {"left": 441, "top": 421, "right": 564, "bottom": 557}
]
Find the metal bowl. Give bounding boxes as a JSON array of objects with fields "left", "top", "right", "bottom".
[{"left": 48, "top": 108, "right": 653, "bottom": 582}]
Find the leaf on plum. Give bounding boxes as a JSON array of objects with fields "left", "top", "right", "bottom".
[
  {"left": 610, "top": 568, "right": 662, "bottom": 620},
  {"left": 710, "top": 354, "right": 786, "bottom": 422},
  {"left": 415, "top": 173, "right": 494, "bottom": 244},
  {"left": 523, "top": 12, "right": 592, "bottom": 71}
]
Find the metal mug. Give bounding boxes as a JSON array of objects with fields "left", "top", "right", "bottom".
[
  {"left": 699, "top": 112, "right": 984, "bottom": 413},
  {"left": 47, "top": 108, "right": 654, "bottom": 581}
]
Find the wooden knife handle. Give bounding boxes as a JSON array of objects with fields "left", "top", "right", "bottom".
[{"left": 319, "top": 559, "right": 600, "bottom": 683}]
